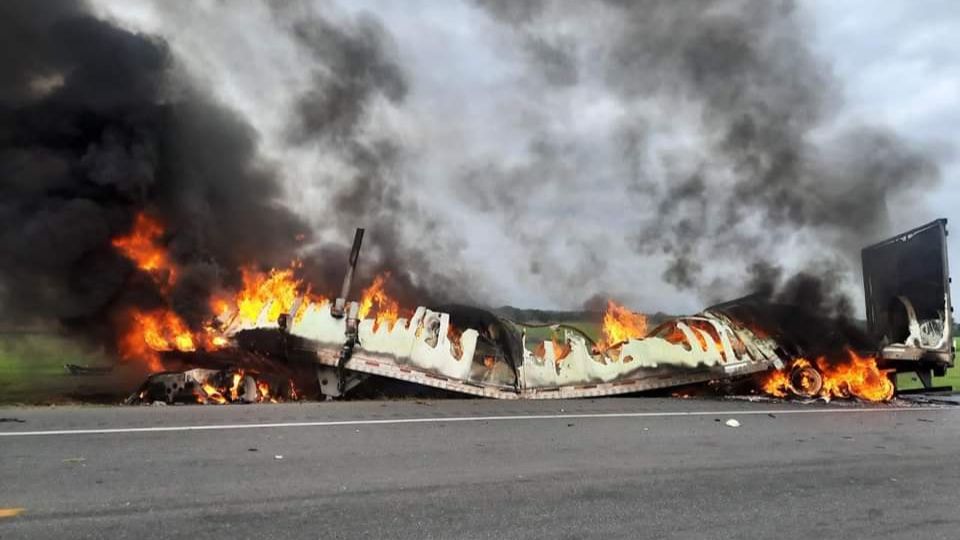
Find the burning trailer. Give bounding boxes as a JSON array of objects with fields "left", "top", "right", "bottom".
[{"left": 117, "top": 219, "right": 953, "bottom": 405}]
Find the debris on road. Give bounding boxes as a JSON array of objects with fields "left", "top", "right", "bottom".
[{"left": 126, "top": 368, "right": 301, "bottom": 405}]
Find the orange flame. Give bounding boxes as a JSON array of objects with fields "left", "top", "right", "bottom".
[
  {"left": 819, "top": 350, "right": 895, "bottom": 402},
  {"left": 762, "top": 350, "right": 894, "bottom": 402},
  {"left": 183, "top": 370, "right": 291, "bottom": 405},
  {"left": 359, "top": 272, "right": 401, "bottom": 332},
  {"left": 257, "top": 380, "right": 272, "bottom": 401},
  {"left": 229, "top": 264, "right": 326, "bottom": 325},
  {"left": 114, "top": 261, "right": 324, "bottom": 371},
  {"left": 110, "top": 214, "right": 326, "bottom": 375},
  {"left": 111, "top": 214, "right": 184, "bottom": 371},
  {"left": 117, "top": 308, "right": 199, "bottom": 372},
  {"left": 599, "top": 300, "right": 648, "bottom": 350},
  {"left": 118, "top": 312, "right": 163, "bottom": 373},
  {"left": 448, "top": 324, "right": 462, "bottom": 357},
  {"left": 762, "top": 370, "right": 790, "bottom": 398},
  {"left": 200, "top": 383, "right": 227, "bottom": 404},
  {"left": 533, "top": 338, "right": 572, "bottom": 366},
  {"left": 111, "top": 213, "right": 177, "bottom": 287},
  {"left": 210, "top": 297, "right": 231, "bottom": 318},
  {"left": 228, "top": 371, "right": 243, "bottom": 401}
]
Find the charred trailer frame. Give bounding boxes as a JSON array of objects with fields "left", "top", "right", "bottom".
[
  {"left": 862, "top": 219, "right": 954, "bottom": 390},
  {"left": 132, "top": 219, "right": 954, "bottom": 402}
]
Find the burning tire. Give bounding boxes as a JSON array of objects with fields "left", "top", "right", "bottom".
[{"left": 788, "top": 364, "right": 823, "bottom": 398}]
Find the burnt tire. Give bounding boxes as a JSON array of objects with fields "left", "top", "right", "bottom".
[{"left": 788, "top": 365, "right": 823, "bottom": 398}]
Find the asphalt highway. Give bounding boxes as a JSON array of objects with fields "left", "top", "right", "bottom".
[{"left": 1, "top": 398, "right": 958, "bottom": 539}]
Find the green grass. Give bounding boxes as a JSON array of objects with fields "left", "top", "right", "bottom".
[
  {"left": 895, "top": 338, "right": 960, "bottom": 391},
  {"left": 521, "top": 321, "right": 601, "bottom": 347},
  {"left": 0, "top": 334, "right": 113, "bottom": 403}
]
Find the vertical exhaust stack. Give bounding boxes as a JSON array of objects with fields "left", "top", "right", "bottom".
[
  {"left": 331, "top": 228, "right": 365, "bottom": 394},
  {"left": 331, "top": 228, "right": 365, "bottom": 319}
]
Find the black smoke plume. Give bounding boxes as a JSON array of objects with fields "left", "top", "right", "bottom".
[{"left": 0, "top": 1, "right": 308, "bottom": 342}]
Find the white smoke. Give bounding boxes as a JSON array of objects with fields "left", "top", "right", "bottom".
[{"left": 90, "top": 0, "right": 953, "bottom": 315}]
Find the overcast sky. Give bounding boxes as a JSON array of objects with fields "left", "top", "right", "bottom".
[
  {"left": 92, "top": 0, "right": 959, "bottom": 314},
  {"left": 807, "top": 0, "right": 958, "bottom": 213},
  {"left": 808, "top": 0, "right": 959, "bottom": 314}
]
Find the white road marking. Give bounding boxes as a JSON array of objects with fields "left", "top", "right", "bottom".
[{"left": 0, "top": 406, "right": 948, "bottom": 437}]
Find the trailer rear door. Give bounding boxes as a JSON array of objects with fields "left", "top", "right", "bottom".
[{"left": 862, "top": 219, "right": 953, "bottom": 366}]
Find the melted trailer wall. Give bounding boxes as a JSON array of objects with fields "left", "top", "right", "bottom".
[{"left": 253, "top": 301, "right": 785, "bottom": 398}]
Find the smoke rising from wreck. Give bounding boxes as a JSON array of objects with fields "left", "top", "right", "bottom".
[
  {"left": 0, "top": 0, "right": 308, "bottom": 338},
  {"left": 469, "top": 0, "right": 940, "bottom": 311},
  {"left": 0, "top": 0, "right": 476, "bottom": 354},
  {"left": 0, "top": 0, "right": 947, "bottom": 349},
  {"left": 269, "top": 2, "right": 471, "bottom": 308}
]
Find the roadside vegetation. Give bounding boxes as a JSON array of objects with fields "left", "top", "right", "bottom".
[{"left": 0, "top": 334, "right": 110, "bottom": 403}]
